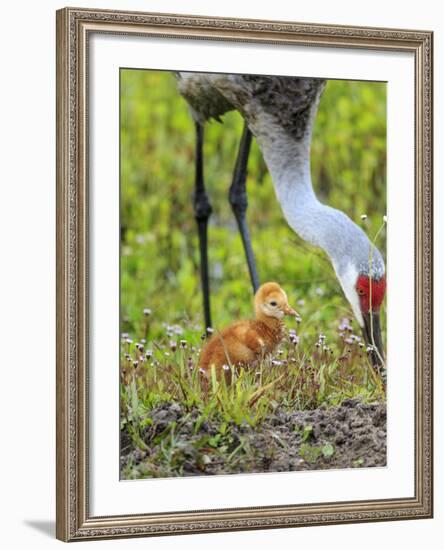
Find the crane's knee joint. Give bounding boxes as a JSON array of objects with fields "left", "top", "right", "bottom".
[
  {"left": 229, "top": 188, "right": 248, "bottom": 216},
  {"left": 194, "top": 192, "right": 213, "bottom": 221}
]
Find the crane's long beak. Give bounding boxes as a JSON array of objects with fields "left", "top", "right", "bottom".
[{"left": 362, "top": 311, "right": 384, "bottom": 369}]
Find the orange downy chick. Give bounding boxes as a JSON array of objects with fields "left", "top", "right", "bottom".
[{"left": 198, "top": 282, "right": 298, "bottom": 380}]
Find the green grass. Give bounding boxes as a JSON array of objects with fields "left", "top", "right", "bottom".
[
  {"left": 119, "top": 70, "right": 387, "bottom": 478},
  {"left": 120, "top": 313, "right": 385, "bottom": 431}
]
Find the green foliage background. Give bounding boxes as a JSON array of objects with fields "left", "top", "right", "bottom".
[{"left": 120, "top": 70, "right": 386, "bottom": 341}]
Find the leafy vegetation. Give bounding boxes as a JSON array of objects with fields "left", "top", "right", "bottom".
[{"left": 119, "top": 70, "right": 387, "bottom": 478}]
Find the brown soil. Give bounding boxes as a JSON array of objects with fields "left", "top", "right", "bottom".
[{"left": 121, "top": 398, "right": 386, "bottom": 478}]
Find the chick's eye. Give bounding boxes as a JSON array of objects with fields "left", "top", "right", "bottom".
[
  {"left": 269, "top": 301, "right": 277, "bottom": 307},
  {"left": 358, "top": 289, "right": 365, "bottom": 296}
]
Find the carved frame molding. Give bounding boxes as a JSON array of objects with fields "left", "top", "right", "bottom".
[{"left": 56, "top": 7, "right": 433, "bottom": 542}]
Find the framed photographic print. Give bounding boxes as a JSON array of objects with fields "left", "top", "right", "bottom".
[{"left": 56, "top": 7, "right": 433, "bottom": 542}]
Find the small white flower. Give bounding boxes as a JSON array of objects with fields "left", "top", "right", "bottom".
[
  {"left": 360, "top": 214, "right": 368, "bottom": 221},
  {"left": 222, "top": 364, "right": 230, "bottom": 371},
  {"left": 383, "top": 215, "right": 387, "bottom": 223},
  {"left": 143, "top": 308, "right": 152, "bottom": 316}
]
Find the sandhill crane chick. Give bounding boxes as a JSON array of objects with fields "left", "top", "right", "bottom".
[{"left": 199, "top": 282, "right": 298, "bottom": 379}]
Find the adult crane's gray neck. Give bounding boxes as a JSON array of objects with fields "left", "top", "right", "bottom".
[{"left": 250, "top": 92, "right": 318, "bottom": 215}]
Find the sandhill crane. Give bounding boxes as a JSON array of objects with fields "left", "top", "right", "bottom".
[{"left": 177, "top": 73, "right": 386, "bottom": 368}]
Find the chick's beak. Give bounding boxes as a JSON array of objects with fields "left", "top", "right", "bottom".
[
  {"left": 362, "top": 311, "right": 384, "bottom": 369},
  {"left": 283, "top": 304, "right": 298, "bottom": 317}
]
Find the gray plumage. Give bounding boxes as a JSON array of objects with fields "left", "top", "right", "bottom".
[{"left": 178, "top": 73, "right": 323, "bottom": 140}]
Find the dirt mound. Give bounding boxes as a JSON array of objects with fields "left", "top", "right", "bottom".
[{"left": 121, "top": 398, "right": 386, "bottom": 478}]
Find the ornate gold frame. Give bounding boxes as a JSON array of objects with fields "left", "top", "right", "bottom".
[{"left": 56, "top": 7, "right": 433, "bottom": 542}]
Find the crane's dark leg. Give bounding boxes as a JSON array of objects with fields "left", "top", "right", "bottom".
[
  {"left": 229, "top": 122, "right": 260, "bottom": 293},
  {"left": 193, "top": 122, "right": 213, "bottom": 329}
]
